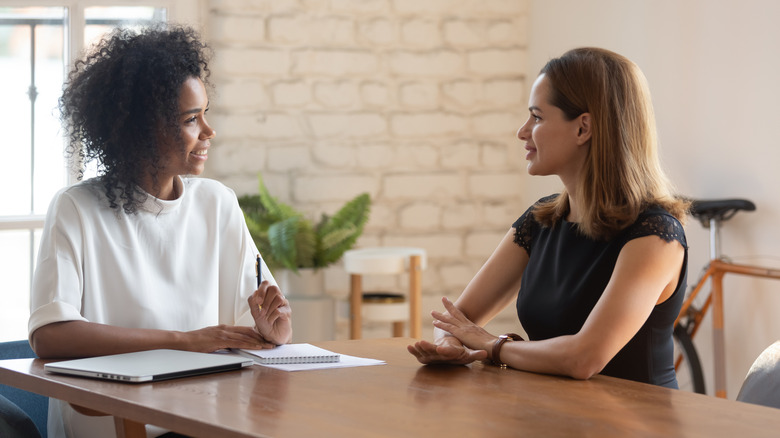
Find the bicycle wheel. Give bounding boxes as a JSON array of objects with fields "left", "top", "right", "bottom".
[{"left": 673, "top": 325, "right": 706, "bottom": 394}]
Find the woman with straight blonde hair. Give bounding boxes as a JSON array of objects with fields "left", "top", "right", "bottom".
[{"left": 408, "top": 47, "right": 689, "bottom": 388}]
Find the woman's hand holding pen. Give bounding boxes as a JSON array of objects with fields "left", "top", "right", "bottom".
[
  {"left": 407, "top": 297, "right": 491, "bottom": 365},
  {"left": 248, "top": 281, "right": 293, "bottom": 346}
]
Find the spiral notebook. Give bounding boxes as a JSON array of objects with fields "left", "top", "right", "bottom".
[{"left": 236, "top": 343, "right": 340, "bottom": 365}]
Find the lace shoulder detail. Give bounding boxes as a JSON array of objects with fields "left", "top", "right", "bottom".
[
  {"left": 512, "top": 195, "right": 556, "bottom": 254},
  {"left": 623, "top": 211, "right": 687, "bottom": 248},
  {"left": 513, "top": 209, "right": 535, "bottom": 253}
]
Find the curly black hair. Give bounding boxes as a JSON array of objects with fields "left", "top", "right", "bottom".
[{"left": 59, "top": 24, "right": 212, "bottom": 214}]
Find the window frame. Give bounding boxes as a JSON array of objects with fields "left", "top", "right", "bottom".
[
  {"left": 0, "top": 0, "right": 205, "bottom": 342},
  {"left": 0, "top": 0, "right": 205, "bottom": 231}
]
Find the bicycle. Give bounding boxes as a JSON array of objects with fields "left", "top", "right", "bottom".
[{"left": 672, "top": 198, "right": 780, "bottom": 397}]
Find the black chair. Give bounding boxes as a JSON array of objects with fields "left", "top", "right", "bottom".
[{"left": 0, "top": 340, "right": 47, "bottom": 437}]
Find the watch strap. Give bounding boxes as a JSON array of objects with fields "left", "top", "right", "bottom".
[{"left": 491, "top": 333, "right": 524, "bottom": 367}]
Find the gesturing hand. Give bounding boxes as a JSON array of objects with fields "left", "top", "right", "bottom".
[
  {"left": 407, "top": 296, "right": 497, "bottom": 365},
  {"left": 407, "top": 335, "right": 487, "bottom": 365},
  {"left": 431, "top": 297, "right": 495, "bottom": 355},
  {"left": 248, "top": 281, "right": 293, "bottom": 346}
]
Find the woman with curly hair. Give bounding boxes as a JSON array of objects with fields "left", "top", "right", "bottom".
[
  {"left": 408, "top": 47, "right": 688, "bottom": 389},
  {"left": 28, "top": 25, "right": 292, "bottom": 437}
]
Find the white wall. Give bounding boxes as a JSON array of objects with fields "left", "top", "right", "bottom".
[{"left": 528, "top": 0, "right": 780, "bottom": 398}]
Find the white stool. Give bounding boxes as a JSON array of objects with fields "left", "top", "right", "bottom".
[{"left": 343, "top": 247, "right": 427, "bottom": 339}]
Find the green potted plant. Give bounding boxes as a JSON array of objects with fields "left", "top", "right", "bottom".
[{"left": 238, "top": 173, "right": 371, "bottom": 276}]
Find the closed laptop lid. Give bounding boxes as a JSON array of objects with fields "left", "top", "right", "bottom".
[{"left": 44, "top": 349, "right": 253, "bottom": 383}]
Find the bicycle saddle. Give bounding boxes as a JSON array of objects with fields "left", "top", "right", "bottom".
[{"left": 688, "top": 198, "right": 756, "bottom": 227}]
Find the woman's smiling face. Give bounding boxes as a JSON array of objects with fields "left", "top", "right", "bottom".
[
  {"left": 516, "top": 74, "right": 590, "bottom": 184},
  {"left": 159, "top": 76, "right": 215, "bottom": 179}
]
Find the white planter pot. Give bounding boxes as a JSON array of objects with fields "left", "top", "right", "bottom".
[
  {"left": 277, "top": 268, "right": 325, "bottom": 298},
  {"left": 277, "top": 268, "right": 335, "bottom": 342},
  {"left": 288, "top": 296, "right": 335, "bottom": 343}
]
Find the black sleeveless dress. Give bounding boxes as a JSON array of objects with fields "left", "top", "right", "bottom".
[{"left": 512, "top": 195, "right": 687, "bottom": 388}]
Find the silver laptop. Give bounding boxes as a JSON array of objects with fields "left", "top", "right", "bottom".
[{"left": 44, "top": 349, "right": 253, "bottom": 383}]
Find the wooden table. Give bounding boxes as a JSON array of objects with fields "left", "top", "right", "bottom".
[{"left": 1, "top": 338, "right": 779, "bottom": 437}]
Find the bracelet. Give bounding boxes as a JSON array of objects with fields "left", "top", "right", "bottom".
[{"left": 491, "top": 333, "right": 524, "bottom": 367}]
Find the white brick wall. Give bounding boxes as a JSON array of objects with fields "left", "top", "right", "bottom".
[{"left": 203, "top": 0, "right": 531, "bottom": 340}]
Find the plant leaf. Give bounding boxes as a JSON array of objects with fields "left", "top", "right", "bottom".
[
  {"left": 314, "top": 193, "right": 370, "bottom": 267},
  {"left": 268, "top": 217, "right": 303, "bottom": 272},
  {"left": 257, "top": 173, "right": 299, "bottom": 224},
  {"left": 317, "top": 225, "right": 360, "bottom": 267},
  {"left": 294, "top": 220, "right": 317, "bottom": 269},
  {"left": 238, "top": 175, "right": 371, "bottom": 271}
]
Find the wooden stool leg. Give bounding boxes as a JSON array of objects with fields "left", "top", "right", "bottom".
[
  {"left": 114, "top": 417, "right": 146, "bottom": 438},
  {"left": 409, "top": 255, "right": 422, "bottom": 339},
  {"left": 712, "top": 271, "right": 727, "bottom": 398},
  {"left": 350, "top": 273, "right": 362, "bottom": 340},
  {"left": 392, "top": 321, "right": 404, "bottom": 337}
]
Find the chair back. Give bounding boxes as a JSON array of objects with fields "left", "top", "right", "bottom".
[
  {"left": 0, "top": 340, "right": 48, "bottom": 437},
  {"left": 736, "top": 341, "right": 780, "bottom": 409},
  {"left": 343, "top": 247, "right": 427, "bottom": 275},
  {"left": 1, "top": 393, "right": 42, "bottom": 438},
  {"left": 343, "top": 247, "right": 427, "bottom": 339}
]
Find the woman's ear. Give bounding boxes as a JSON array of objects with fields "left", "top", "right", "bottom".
[{"left": 576, "top": 113, "right": 592, "bottom": 145}]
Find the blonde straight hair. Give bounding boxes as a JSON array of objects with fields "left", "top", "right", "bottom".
[{"left": 533, "top": 47, "right": 688, "bottom": 239}]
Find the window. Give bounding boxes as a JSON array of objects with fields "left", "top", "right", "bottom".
[{"left": 0, "top": 3, "right": 172, "bottom": 342}]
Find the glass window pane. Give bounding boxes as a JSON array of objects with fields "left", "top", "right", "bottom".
[
  {"left": 0, "top": 7, "right": 67, "bottom": 216},
  {"left": 0, "top": 20, "right": 31, "bottom": 215},
  {"left": 0, "top": 229, "right": 40, "bottom": 342},
  {"left": 84, "top": 6, "right": 167, "bottom": 47},
  {"left": 34, "top": 18, "right": 68, "bottom": 213}
]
